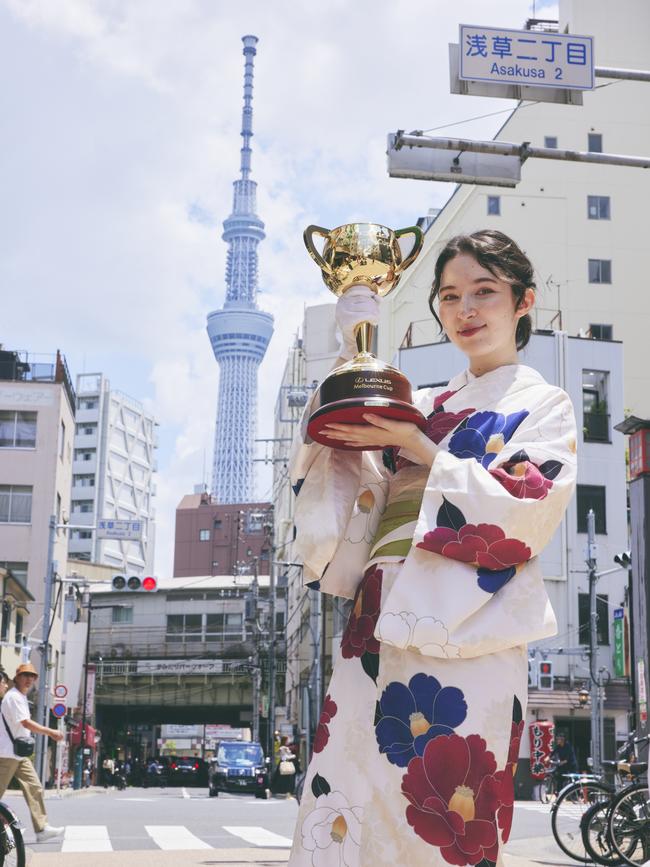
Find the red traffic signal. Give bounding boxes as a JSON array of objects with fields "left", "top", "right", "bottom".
[{"left": 112, "top": 574, "right": 158, "bottom": 592}]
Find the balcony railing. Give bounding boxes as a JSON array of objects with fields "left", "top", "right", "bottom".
[
  {"left": 0, "top": 350, "right": 76, "bottom": 412},
  {"left": 583, "top": 412, "right": 610, "bottom": 443}
]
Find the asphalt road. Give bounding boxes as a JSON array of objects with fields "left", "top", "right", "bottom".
[{"left": 0, "top": 787, "right": 574, "bottom": 866}]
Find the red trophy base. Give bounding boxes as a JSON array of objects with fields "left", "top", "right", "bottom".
[{"left": 307, "top": 397, "right": 426, "bottom": 451}]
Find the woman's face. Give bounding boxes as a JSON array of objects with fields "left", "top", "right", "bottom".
[{"left": 436, "top": 253, "right": 534, "bottom": 375}]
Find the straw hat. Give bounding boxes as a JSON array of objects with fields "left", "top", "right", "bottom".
[{"left": 14, "top": 663, "right": 38, "bottom": 678}]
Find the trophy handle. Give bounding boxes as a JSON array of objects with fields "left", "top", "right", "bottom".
[
  {"left": 303, "top": 225, "right": 333, "bottom": 275},
  {"left": 394, "top": 226, "right": 424, "bottom": 273}
]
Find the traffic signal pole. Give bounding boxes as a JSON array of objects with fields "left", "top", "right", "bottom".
[{"left": 586, "top": 510, "right": 604, "bottom": 772}]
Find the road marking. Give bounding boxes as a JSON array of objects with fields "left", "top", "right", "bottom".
[
  {"left": 62, "top": 826, "right": 112, "bottom": 852},
  {"left": 223, "top": 826, "right": 293, "bottom": 847},
  {"left": 181, "top": 787, "right": 190, "bottom": 799},
  {"left": 515, "top": 802, "right": 553, "bottom": 812},
  {"left": 145, "top": 825, "right": 211, "bottom": 850}
]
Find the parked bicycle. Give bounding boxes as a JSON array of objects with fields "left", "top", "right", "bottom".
[
  {"left": 581, "top": 734, "right": 648, "bottom": 867},
  {"left": 0, "top": 800, "right": 25, "bottom": 867}
]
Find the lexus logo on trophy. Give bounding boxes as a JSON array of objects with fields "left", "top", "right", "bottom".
[{"left": 303, "top": 222, "right": 426, "bottom": 450}]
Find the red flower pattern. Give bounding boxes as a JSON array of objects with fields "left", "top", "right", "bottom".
[
  {"left": 417, "top": 523, "right": 531, "bottom": 571},
  {"left": 496, "top": 719, "right": 524, "bottom": 843},
  {"left": 490, "top": 461, "right": 552, "bottom": 501},
  {"left": 341, "top": 566, "right": 382, "bottom": 659},
  {"left": 313, "top": 694, "right": 338, "bottom": 754},
  {"left": 401, "top": 733, "right": 504, "bottom": 865}
]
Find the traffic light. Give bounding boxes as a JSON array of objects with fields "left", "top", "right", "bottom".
[
  {"left": 111, "top": 575, "right": 157, "bottom": 592},
  {"left": 538, "top": 660, "right": 554, "bottom": 690},
  {"left": 614, "top": 551, "right": 632, "bottom": 568},
  {"left": 528, "top": 657, "right": 538, "bottom": 689}
]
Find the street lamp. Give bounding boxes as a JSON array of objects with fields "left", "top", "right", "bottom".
[{"left": 577, "top": 687, "right": 590, "bottom": 708}]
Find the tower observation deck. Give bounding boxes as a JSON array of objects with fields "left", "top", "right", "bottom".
[{"left": 207, "top": 35, "right": 273, "bottom": 503}]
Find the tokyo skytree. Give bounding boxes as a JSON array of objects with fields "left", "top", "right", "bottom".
[{"left": 207, "top": 35, "right": 273, "bottom": 503}]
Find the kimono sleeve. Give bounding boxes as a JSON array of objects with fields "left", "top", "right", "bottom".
[
  {"left": 290, "top": 413, "right": 389, "bottom": 600},
  {"left": 419, "top": 385, "right": 577, "bottom": 564},
  {"left": 376, "top": 385, "right": 576, "bottom": 657}
]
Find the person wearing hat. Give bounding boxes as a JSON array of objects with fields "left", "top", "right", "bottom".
[{"left": 0, "top": 663, "right": 64, "bottom": 842}]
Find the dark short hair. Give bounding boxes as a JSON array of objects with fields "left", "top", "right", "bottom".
[
  {"left": 0, "top": 671, "right": 9, "bottom": 684},
  {"left": 429, "top": 229, "right": 536, "bottom": 351}
]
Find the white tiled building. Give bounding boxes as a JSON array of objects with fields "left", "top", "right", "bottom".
[{"left": 68, "top": 373, "right": 157, "bottom": 576}]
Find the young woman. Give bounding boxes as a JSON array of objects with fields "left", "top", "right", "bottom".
[{"left": 286, "top": 230, "right": 577, "bottom": 867}]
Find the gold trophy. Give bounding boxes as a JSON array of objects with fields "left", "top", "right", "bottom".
[{"left": 303, "top": 222, "right": 426, "bottom": 450}]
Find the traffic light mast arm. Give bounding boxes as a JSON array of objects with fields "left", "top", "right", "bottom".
[{"left": 392, "top": 132, "right": 650, "bottom": 171}]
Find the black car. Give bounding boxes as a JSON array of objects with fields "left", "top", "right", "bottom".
[
  {"left": 167, "top": 756, "right": 208, "bottom": 787},
  {"left": 208, "top": 740, "right": 270, "bottom": 798}
]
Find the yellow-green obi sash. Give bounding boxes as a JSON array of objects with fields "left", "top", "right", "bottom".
[{"left": 368, "top": 465, "right": 428, "bottom": 563}]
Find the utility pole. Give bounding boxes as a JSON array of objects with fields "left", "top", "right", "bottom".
[
  {"left": 586, "top": 509, "right": 604, "bottom": 772},
  {"left": 265, "top": 510, "right": 277, "bottom": 760},
  {"left": 34, "top": 514, "right": 57, "bottom": 783}
]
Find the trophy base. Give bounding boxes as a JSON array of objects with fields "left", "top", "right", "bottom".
[{"left": 307, "top": 397, "right": 426, "bottom": 451}]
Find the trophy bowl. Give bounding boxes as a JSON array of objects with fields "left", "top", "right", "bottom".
[{"left": 304, "top": 222, "right": 427, "bottom": 451}]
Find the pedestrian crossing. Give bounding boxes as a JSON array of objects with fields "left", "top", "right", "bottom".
[{"left": 47, "top": 824, "right": 294, "bottom": 852}]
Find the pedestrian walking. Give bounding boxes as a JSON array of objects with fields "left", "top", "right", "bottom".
[
  {"left": 0, "top": 664, "right": 64, "bottom": 842},
  {"left": 287, "top": 230, "right": 577, "bottom": 866},
  {"left": 273, "top": 736, "right": 297, "bottom": 797},
  {"left": 101, "top": 754, "right": 115, "bottom": 787}
]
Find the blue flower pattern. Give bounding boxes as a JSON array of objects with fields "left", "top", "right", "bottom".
[
  {"left": 375, "top": 673, "right": 467, "bottom": 767},
  {"left": 477, "top": 565, "right": 516, "bottom": 594},
  {"left": 448, "top": 410, "right": 529, "bottom": 468}
]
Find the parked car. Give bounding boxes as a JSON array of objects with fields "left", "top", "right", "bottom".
[
  {"left": 167, "top": 756, "right": 208, "bottom": 787},
  {"left": 208, "top": 740, "right": 270, "bottom": 798}
]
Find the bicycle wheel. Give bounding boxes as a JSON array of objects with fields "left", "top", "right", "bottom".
[
  {"left": 0, "top": 802, "right": 26, "bottom": 867},
  {"left": 607, "top": 784, "right": 650, "bottom": 866},
  {"left": 581, "top": 798, "right": 627, "bottom": 866},
  {"left": 551, "top": 780, "right": 614, "bottom": 863}
]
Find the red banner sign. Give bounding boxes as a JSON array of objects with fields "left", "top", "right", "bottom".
[{"left": 529, "top": 720, "right": 554, "bottom": 779}]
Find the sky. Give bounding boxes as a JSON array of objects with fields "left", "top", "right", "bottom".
[{"left": 0, "top": 0, "right": 558, "bottom": 575}]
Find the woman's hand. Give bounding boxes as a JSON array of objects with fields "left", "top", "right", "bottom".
[
  {"left": 335, "top": 286, "right": 380, "bottom": 359},
  {"left": 322, "top": 413, "right": 439, "bottom": 467}
]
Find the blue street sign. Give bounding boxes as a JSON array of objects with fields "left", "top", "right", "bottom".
[{"left": 52, "top": 703, "right": 66, "bottom": 719}]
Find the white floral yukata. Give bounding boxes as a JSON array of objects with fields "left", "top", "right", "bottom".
[{"left": 287, "top": 363, "right": 577, "bottom": 867}]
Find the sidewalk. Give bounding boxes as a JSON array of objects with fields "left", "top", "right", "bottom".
[{"left": 26, "top": 852, "right": 555, "bottom": 867}]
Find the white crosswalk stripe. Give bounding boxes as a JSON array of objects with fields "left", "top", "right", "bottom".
[
  {"left": 145, "top": 825, "right": 212, "bottom": 850},
  {"left": 62, "top": 825, "right": 112, "bottom": 852},
  {"left": 52, "top": 823, "right": 295, "bottom": 852},
  {"left": 223, "top": 826, "right": 293, "bottom": 847}
]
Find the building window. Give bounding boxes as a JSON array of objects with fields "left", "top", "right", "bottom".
[
  {"left": 111, "top": 606, "right": 133, "bottom": 624},
  {"left": 213, "top": 519, "right": 222, "bottom": 530},
  {"left": 578, "top": 593, "right": 609, "bottom": 645},
  {"left": 588, "top": 133, "right": 603, "bottom": 153},
  {"left": 0, "top": 411, "right": 37, "bottom": 449},
  {"left": 487, "top": 195, "right": 501, "bottom": 216},
  {"left": 583, "top": 370, "right": 610, "bottom": 442},
  {"left": 74, "top": 475, "right": 95, "bottom": 487},
  {"left": 14, "top": 612, "right": 23, "bottom": 645},
  {"left": 73, "top": 501, "right": 93, "bottom": 514},
  {"left": 59, "top": 420, "right": 65, "bottom": 460},
  {"left": 589, "top": 324, "right": 613, "bottom": 340},
  {"left": 576, "top": 485, "right": 607, "bottom": 533},
  {"left": 199, "top": 529, "right": 210, "bottom": 541},
  {"left": 588, "top": 259, "right": 612, "bottom": 284},
  {"left": 544, "top": 136, "right": 558, "bottom": 148},
  {"left": 0, "top": 561, "right": 28, "bottom": 585},
  {"left": 78, "top": 531, "right": 92, "bottom": 539},
  {"left": 205, "top": 612, "right": 243, "bottom": 641},
  {"left": 0, "top": 486, "right": 33, "bottom": 523},
  {"left": 587, "top": 196, "right": 610, "bottom": 220},
  {"left": 166, "top": 613, "right": 202, "bottom": 643}
]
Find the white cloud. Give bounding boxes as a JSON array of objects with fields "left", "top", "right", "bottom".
[{"left": 0, "top": 0, "right": 538, "bottom": 574}]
